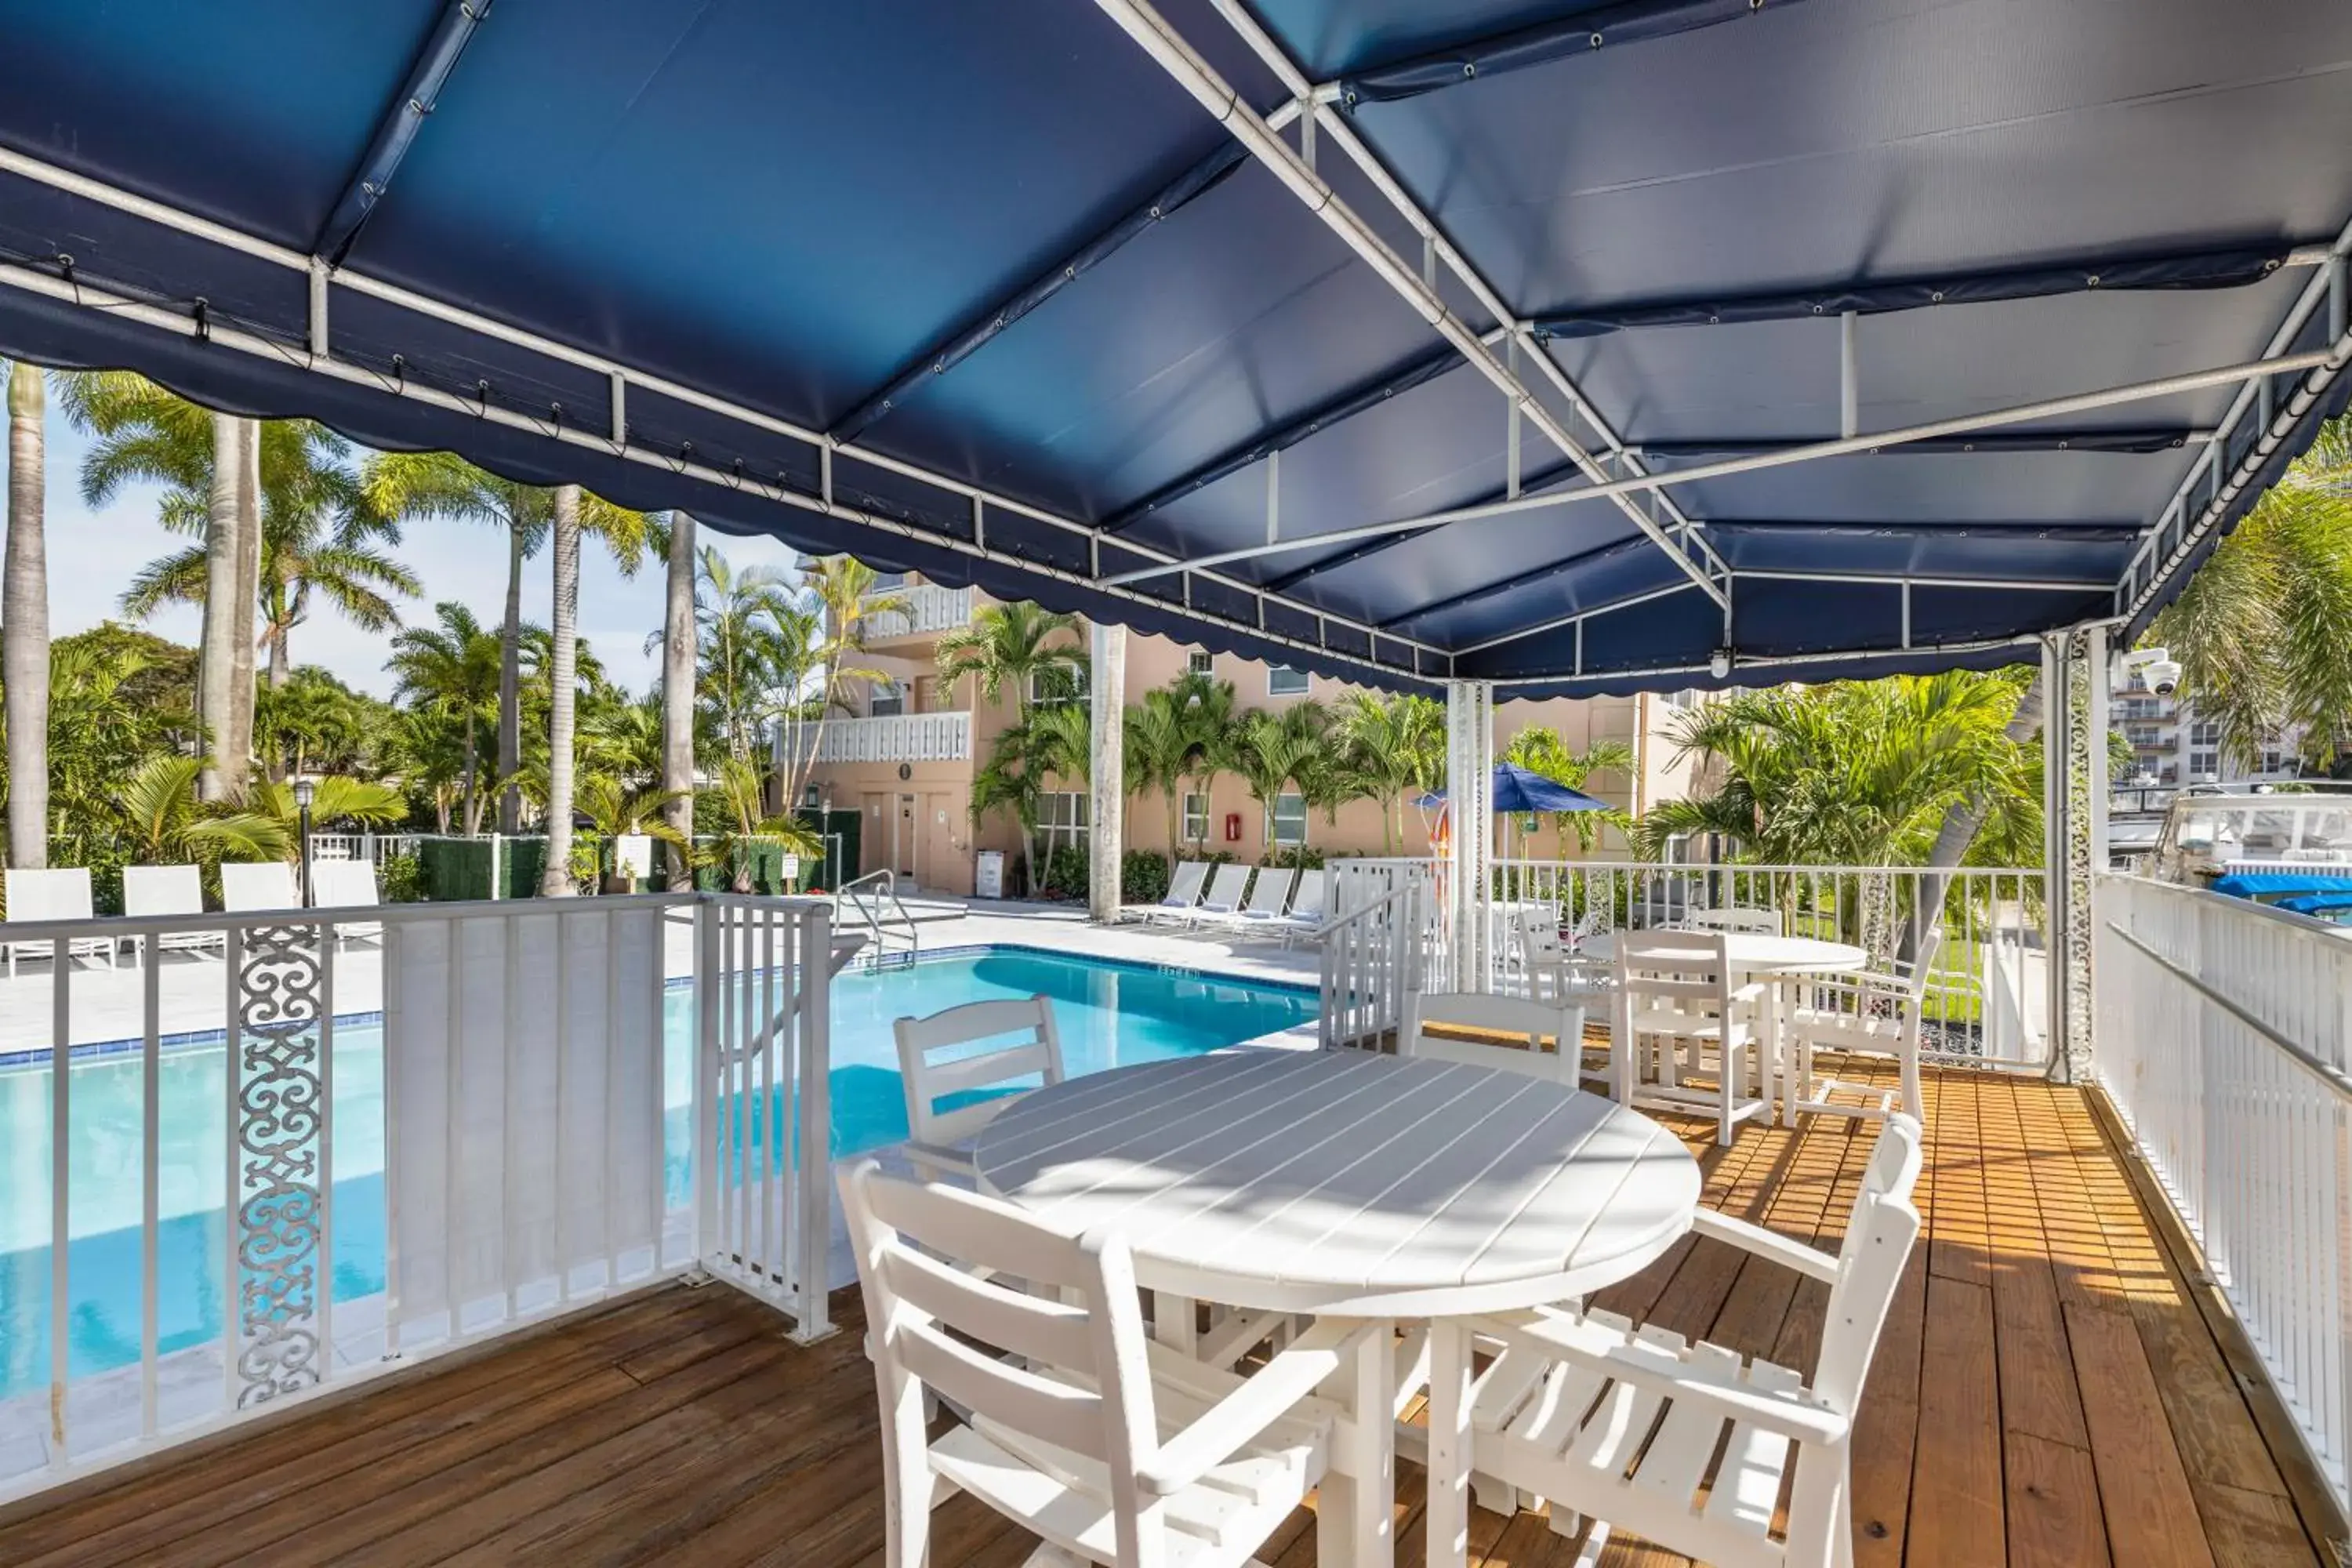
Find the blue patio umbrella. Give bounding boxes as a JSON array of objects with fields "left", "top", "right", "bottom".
[{"left": 1417, "top": 763, "right": 1612, "bottom": 816}]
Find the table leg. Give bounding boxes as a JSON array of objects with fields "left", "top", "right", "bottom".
[
  {"left": 1425, "top": 1319, "right": 1472, "bottom": 1568},
  {"left": 1318, "top": 1319, "right": 1397, "bottom": 1568}
]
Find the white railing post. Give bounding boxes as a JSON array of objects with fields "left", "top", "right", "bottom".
[
  {"left": 693, "top": 897, "right": 720, "bottom": 1274},
  {"left": 793, "top": 903, "right": 834, "bottom": 1341},
  {"left": 1444, "top": 680, "right": 1494, "bottom": 993}
]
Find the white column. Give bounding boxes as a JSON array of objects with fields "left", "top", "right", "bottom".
[
  {"left": 1445, "top": 680, "right": 1494, "bottom": 993},
  {"left": 2042, "top": 625, "right": 2108, "bottom": 1082},
  {"left": 1089, "top": 621, "right": 1127, "bottom": 923}
]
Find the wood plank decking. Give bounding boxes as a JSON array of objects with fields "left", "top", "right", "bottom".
[{"left": 0, "top": 1068, "right": 2335, "bottom": 1567}]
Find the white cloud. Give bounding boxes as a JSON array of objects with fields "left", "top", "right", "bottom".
[{"left": 26, "top": 421, "right": 803, "bottom": 698}]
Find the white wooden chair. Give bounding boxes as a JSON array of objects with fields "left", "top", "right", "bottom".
[
  {"left": 840, "top": 1157, "right": 1379, "bottom": 1568},
  {"left": 1180, "top": 862, "right": 1252, "bottom": 927},
  {"left": 1127, "top": 860, "right": 1208, "bottom": 925},
  {"left": 893, "top": 995, "right": 1066, "bottom": 1185},
  {"left": 1403, "top": 988, "right": 1591, "bottom": 1090},
  {"left": 220, "top": 860, "right": 299, "bottom": 913},
  {"left": 1613, "top": 928, "right": 1770, "bottom": 1145},
  {"left": 1786, "top": 929, "right": 1941, "bottom": 1123},
  {"left": 122, "top": 865, "right": 223, "bottom": 960},
  {"left": 2, "top": 868, "right": 118, "bottom": 975},
  {"left": 309, "top": 858, "right": 385, "bottom": 946},
  {"left": 1687, "top": 906, "right": 1781, "bottom": 936},
  {"left": 1457, "top": 1114, "right": 1924, "bottom": 1568}
]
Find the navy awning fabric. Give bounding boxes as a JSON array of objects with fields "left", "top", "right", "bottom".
[{"left": 1, "top": 0, "right": 2347, "bottom": 696}]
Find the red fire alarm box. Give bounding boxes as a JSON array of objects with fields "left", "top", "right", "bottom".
[{"left": 1223, "top": 812, "right": 1243, "bottom": 843}]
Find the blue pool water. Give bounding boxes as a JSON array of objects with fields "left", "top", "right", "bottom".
[{"left": 0, "top": 948, "right": 1312, "bottom": 1399}]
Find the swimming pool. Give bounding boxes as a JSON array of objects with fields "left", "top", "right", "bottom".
[{"left": 0, "top": 947, "right": 1313, "bottom": 1400}]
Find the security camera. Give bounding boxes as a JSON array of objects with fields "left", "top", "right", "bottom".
[{"left": 2117, "top": 646, "right": 2183, "bottom": 698}]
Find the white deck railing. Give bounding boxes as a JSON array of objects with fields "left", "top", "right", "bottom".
[
  {"left": 1317, "top": 865, "right": 1439, "bottom": 1048},
  {"left": 0, "top": 891, "right": 833, "bottom": 1503},
  {"left": 862, "top": 583, "right": 971, "bottom": 638},
  {"left": 1327, "top": 856, "right": 2049, "bottom": 1068},
  {"left": 2094, "top": 873, "right": 2352, "bottom": 1512},
  {"left": 782, "top": 710, "right": 972, "bottom": 764}
]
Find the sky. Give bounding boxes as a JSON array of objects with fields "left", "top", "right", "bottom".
[{"left": 31, "top": 420, "right": 804, "bottom": 699}]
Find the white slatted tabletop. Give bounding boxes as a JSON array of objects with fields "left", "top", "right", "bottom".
[
  {"left": 973, "top": 1047, "right": 1700, "bottom": 1318},
  {"left": 1576, "top": 930, "right": 1867, "bottom": 973}
]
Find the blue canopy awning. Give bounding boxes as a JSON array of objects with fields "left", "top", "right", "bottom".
[
  {"left": 1, "top": 0, "right": 2345, "bottom": 695},
  {"left": 2211, "top": 873, "right": 2352, "bottom": 902},
  {"left": 1417, "top": 763, "right": 1611, "bottom": 815}
]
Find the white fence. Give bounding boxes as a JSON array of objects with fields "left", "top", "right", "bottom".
[
  {"left": 862, "top": 583, "right": 971, "bottom": 638},
  {"left": 0, "top": 891, "right": 833, "bottom": 1502},
  {"left": 782, "top": 710, "right": 972, "bottom": 764},
  {"left": 2094, "top": 873, "right": 2352, "bottom": 1512},
  {"left": 1325, "top": 856, "right": 2049, "bottom": 1067},
  {"left": 307, "top": 832, "right": 423, "bottom": 863},
  {"left": 1318, "top": 863, "right": 1439, "bottom": 1047}
]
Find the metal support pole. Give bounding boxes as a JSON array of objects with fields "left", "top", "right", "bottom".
[
  {"left": 2042, "top": 625, "right": 2107, "bottom": 1083},
  {"left": 1088, "top": 620, "right": 1128, "bottom": 924},
  {"left": 1444, "top": 680, "right": 1494, "bottom": 994},
  {"left": 1265, "top": 447, "right": 1280, "bottom": 545},
  {"left": 1505, "top": 338, "right": 1523, "bottom": 500},
  {"left": 1838, "top": 311, "right": 1859, "bottom": 439}
]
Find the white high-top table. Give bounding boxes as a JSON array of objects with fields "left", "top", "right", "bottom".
[{"left": 974, "top": 1047, "right": 1702, "bottom": 1568}]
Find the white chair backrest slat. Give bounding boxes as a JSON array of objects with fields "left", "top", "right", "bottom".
[
  {"left": 122, "top": 865, "right": 203, "bottom": 918},
  {"left": 1160, "top": 860, "right": 1209, "bottom": 906},
  {"left": 1688, "top": 906, "right": 1780, "bottom": 935},
  {"left": 220, "top": 861, "right": 299, "bottom": 913},
  {"left": 894, "top": 994, "right": 1066, "bottom": 1150},
  {"left": 1242, "top": 866, "right": 1295, "bottom": 916},
  {"left": 1616, "top": 928, "right": 1737, "bottom": 1018},
  {"left": 1287, "top": 869, "right": 1327, "bottom": 921},
  {"left": 1403, "top": 989, "right": 1585, "bottom": 1083},
  {"left": 6, "top": 867, "right": 95, "bottom": 922},
  {"left": 1813, "top": 1114, "right": 1924, "bottom": 1413},
  {"left": 311, "top": 859, "right": 379, "bottom": 908}
]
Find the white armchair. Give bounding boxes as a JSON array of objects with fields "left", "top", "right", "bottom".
[
  {"left": 1787, "top": 930, "right": 1941, "bottom": 1122},
  {"left": 1457, "top": 1115, "right": 1924, "bottom": 1568}
]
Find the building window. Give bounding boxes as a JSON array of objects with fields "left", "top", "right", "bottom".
[
  {"left": 1181, "top": 791, "right": 1209, "bottom": 844},
  {"left": 1268, "top": 665, "right": 1310, "bottom": 697},
  {"left": 1270, "top": 792, "right": 1308, "bottom": 847},
  {"left": 2190, "top": 720, "right": 2222, "bottom": 747},
  {"left": 1029, "top": 663, "right": 1090, "bottom": 706},
  {"left": 1188, "top": 648, "right": 1213, "bottom": 676},
  {"left": 869, "top": 679, "right": 906, "bottom": 718},
  {"left": 1039, "top": 790, "right": 1089, "bottom": 854},
  {"left": 2190, "top": 750, "right": 2219, "bottom": 780},
  {"left": 867, "top": 572, "right": 908, "bottom": 590}
]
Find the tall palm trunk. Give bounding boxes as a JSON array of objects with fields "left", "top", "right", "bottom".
[
  {"left": 497, "top": 521, "right": 524, "bottom": 834},
  {"left": 225, "top": 417, "right": 262, "bottom": 793},
  {"left": 197, "top": 412, "right": 243, "bottom": 800},
  {"left": 1906, "top": 673, "right": 2048, "bottom": 962},
  {"left": 460, "top": 710, "right": 481, "bottom": 836},
  {"left": 5, "top": 363, "right": 49, "bottom": 869},
  {"left": 662, "top": 512, "right": 697, "bottom": 888},
  {"left": 541, "top": 486, "right": 580, "bottom": 895}
]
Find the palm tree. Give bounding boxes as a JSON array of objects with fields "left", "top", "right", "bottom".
[
  {"left": 678, "top": 546, "right": 811, "bottom": 762},
  {"left": 1171, "top": 673, "right": 1239, "bottom": 855},
  {"left": 5, "top": 361, "right": 48, "bottom": 868},
  {"left": 1123, "top": 684, "right": 1198, "bottom": 855},
  {"left": 662, "top": 513, "right": 698, "bottom": 887},
  {"left": 704, "top": 756, "right": 821, "bottom": 892},
  {"left": 116, "top": 755, "right": 288, "bottom": 865},
  {"left": 2151, "top": 415, "right": 2352, "bottom": 771},
  {"left": 1334, "top": 691, "right": 1446, "bottom": 853},
  {"left": 572, "top": 775, "right": 695, "bottom": 889},
  {"left": 935, "top": 600, "right": 1085, "bottom": 720},
  {"left": 1501, "top": 724, "right": 1636, "bottom": 854},
  {"left": 782, "top": 557, "right": 908, "bottom": 808},
  {"left": 244, "top": 775, "right": 407, "bottom": 862},
  {"left": 1232, "top": 703, "right": 1327, "bottom": 851},
  {"left": 361, "top": 453, "right": 655, "bottom": 832},
  {"left": 387, "top": 601, "right": 504, "bottom": 834}
]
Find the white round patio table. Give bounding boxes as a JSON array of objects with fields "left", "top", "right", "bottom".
[{"left": 974, "top": 1047, "right": 1700, "bottom": 1568}]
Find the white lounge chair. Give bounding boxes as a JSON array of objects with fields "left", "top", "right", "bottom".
[
  {"left": 1200, "top": 864, "right": 1295, "bottom": 935},
  {"left": 1181, "top": 862, "right": 1252, "bottom": 927},
  {"left": 309, "top": 858, "right": 385, "bottom": 946},
  {"left": 840, "top": 1157, "right": 1372, "bottom": 1568},
  {"left": 2, "top": 868, "right": 117, "bottom": 975},
  {"left": 1270, "top": 868, "right": 1328, "bottom": 946},
  {"left": 1131, "top": 859, "right": 1209, "bottom": 925},
  {"left": 220, "top": 860, "right": 299, "bottom": 913},
  {"left": 122, "top": 865, "right": 223, "bottom": 960},
  {"left": 1455, "top": 1115, "right": 1924, "bottom": 1568}
]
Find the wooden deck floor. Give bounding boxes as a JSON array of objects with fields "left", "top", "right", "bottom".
[{"left": 0, "top": 1068, "right": 2336, "bottom": 1567}]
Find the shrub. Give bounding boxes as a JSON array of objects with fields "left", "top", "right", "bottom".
[
  {"left": 378, "top": 852, "right": 422, "bottom": 903},
  {"left": 1040, "top": 844, "right": 1089, "bottom": 900},
  {"left": 1265, "top": 845, "right": 1326, "bottom": 871},
  {"left": 1120, "top": 849, "right": 1170, "bottom": 904}
]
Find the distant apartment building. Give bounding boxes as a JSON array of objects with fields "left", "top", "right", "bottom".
[
  {"left": 778, "top": 572, "right": 1710, "bottom": 896},
  {"left": 2112, "top": 693, "right": 2315, "bottom": 786}
]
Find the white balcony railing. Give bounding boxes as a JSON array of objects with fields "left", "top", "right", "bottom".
[
  {"left": 1323, "top": 857, "right": 2049, "bottom": 1068},
  {"left": 783, "top": 710, "right": 971, "bottom": 765},
  {"left": 860, "top": 583, "right": 970, "bottom": 638},
  {"left": 0, "top": 892, "right": 832, "bottom": 1503},
  {"left": 2095, "top": 874, "right": 2352, "bottom": 1513}
]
